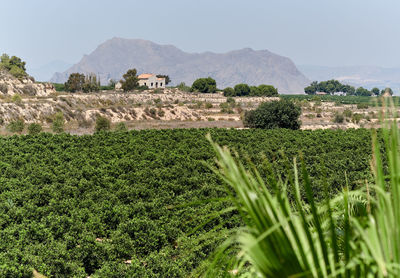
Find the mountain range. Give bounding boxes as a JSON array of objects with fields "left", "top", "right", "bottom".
[{"left": 50, "top": 38, "right": 309, "bottom": 93}]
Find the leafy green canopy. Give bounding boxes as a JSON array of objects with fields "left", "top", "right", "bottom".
[
  {"left": 0, "top": 129, "right": 374, "bottom": 277},
  {"left": 304, "top": 80, "right": 391, "bottom": 96},
  {"left": 191, "top": 77, "right": 217, "bottom": 93},
  {"left": 224, "top": 84, "right": 278, "bottom": 97},
  {"left": 65, "top": 73, "right": 100, "bottom": 93},
  {"left": 244, "top": 99, "right": 301, "bottom": 129},
  {"left": 0, "top": 53, "right": 28, "bottom": 79},
  {"left": 121, "top": 69, "right": 139, "bottom": 92}
]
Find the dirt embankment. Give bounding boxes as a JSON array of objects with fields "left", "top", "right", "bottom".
[{"left": 0, "top": 88, "right": 387, "bottom": 134}]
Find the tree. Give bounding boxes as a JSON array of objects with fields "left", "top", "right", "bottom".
[
  {"left": 223, "top": 87, "right": 235, "bottom": 97},
  {"left": 156, "top": 75, "right": 171, "bottom": 85},
  {"left": 250, "top": 86, "right": 260, "bottom": 96},
  {"left": 108, "top": 79, "right": 117, "bottom": 89},
  {"left": 191, "top": 77, "right": 217, "bottom": 93},
  {"left": 234, "top": 84, "right": 250, "bottom": 96},
  {"left": 9, "top": 56, "right": 26, "bottom": 72},
  {"left": 325, "top": 83, "right": 335, "bottom": 94},
  {"left": 65, "top": 73, "right": 85, "bottom": 92},
  {"left": 257, "top": 84, "right": 278, "bottom": 96},
  {"left": 95, "top": 116, "right": 111, "bottom": 132},
  {"left": 0, "top": 54, "right": 28, "bottom": 79},
  {"left": 243, "top": 99, "right": 301, "bottom": 129},
  {"left": 82, "top": 73, "right": 100, "bottom": 93},
  {"left": 355, "top": 87, "right": 371, "bottom": 96},
  {"left": 304, "top": 83, "right": 317, "bottom": 95},
  {"left": 343, "top": 85, "right": 356, "bottom": 95},
  {"left": 0, "top": 54, "right": 10, "bottom": 69},
  {"left": 121, "top": 69, "right": 139, "bottom": 91},
  {"left": 305, "top": 80, "right": 355, "bottom": 95},
  {"left": 177, "top": 82, "right": 191, "bottom": 92},
  {"left": 371, "top": 87, "right": 380, "bottom": 96}
]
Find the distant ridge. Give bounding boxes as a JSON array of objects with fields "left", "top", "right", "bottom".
[{"left": 51, "top": 38, "right": 310, "bottom": 93}]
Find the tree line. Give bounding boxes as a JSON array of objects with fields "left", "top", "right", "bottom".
[
  {"left": 189, "top": 77, "right": 279, "bottom": 97},
  {"left": 305, "top": 80, "right": 393, "bottom": 96}
]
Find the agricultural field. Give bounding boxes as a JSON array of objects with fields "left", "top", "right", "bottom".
[{"left": 0, "top": 128, "right": 375, "bottom": 277}]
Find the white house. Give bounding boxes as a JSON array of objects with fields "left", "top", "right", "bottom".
[{"left": 138, "top": 74, "right": 165, "bottom": 89}]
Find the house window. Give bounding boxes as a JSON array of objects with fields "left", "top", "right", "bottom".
[
  {"left": 156, "top": 82, "right": 158, "bottom": 88},
  {"left": 144, "top": 82, "right": 146, "bottom": 86},
  {"left": 160, "top": 83, "right": 163, "bottom": 87},
  {"left": 151, "top": 83, "right": 153, "bottom": 87}
]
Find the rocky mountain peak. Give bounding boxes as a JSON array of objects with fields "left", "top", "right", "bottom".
[{"left": 51, "top": 38, "right": 309, "bottom": 93}]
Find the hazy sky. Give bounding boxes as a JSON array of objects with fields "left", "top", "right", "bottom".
[{"left": 2, "top": 0, "right": 400, "bottom": 70}]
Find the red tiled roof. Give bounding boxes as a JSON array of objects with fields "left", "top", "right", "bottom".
[{"left": 138, "top": 73, "right": 153, "bottom": 79}]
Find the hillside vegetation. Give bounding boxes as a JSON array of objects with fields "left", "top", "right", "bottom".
[{"left": 0, "top": 128, "right": 374, "bottom": 277}]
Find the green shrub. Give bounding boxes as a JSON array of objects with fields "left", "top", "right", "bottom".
[
  {"left": 115, "top": 122, "right": 127, "bottom": 132},
  {"left": 351, "top": 113, "right": 363, "bottom": 124},
  {"left": 78, "top": 119, "right": 92, "bottom": 128},
  {"left": 333, "top": 112, "right": 344, "bottom": 123},
  {"left": 357, "top": 103, "right": 369, "bottom": 109},
  {"left": 11, "top": 94, "right": 22, "bottom": 104},
  {"left": 52, "top": 112, "right": 64, "bottom": 133},
  {"left": 177, "top": 82, "right": 191, "bottom": 92},
  {"left": 226, "top": 97, "right": 235, "bottom": 105},
  {"left": 137, "top": 85, "right": 148, "bottom": 91},
  {"left": 95, "top": 116, "right": 111, "bottom": 132},
  {"left": 7, "top": 119, "right": 24, "bottom": 133},
  {"left": 205, "top": 102, "right": 213, "bottom": 109},
  {"left": 0, "top": 83, "right": 8, "bottom": 93},
  {"left": 27, "top": 123, "right": 42, "bottom": 135},
  {"left": 243, "top": 99, "right": 301, "bottom": 129},
  {"left": 157, "top": 109, "right": 165, "bottom": 117},
  {"left": 343, "top": 108, "right": 353, "bottom": 118},
  {"left": 21, "top": 85, "right": 37, "bottom": 96}
]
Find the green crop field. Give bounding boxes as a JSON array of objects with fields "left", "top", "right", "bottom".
[{"left": 0, "top": 128, "right": 375, "bottom": 277}]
